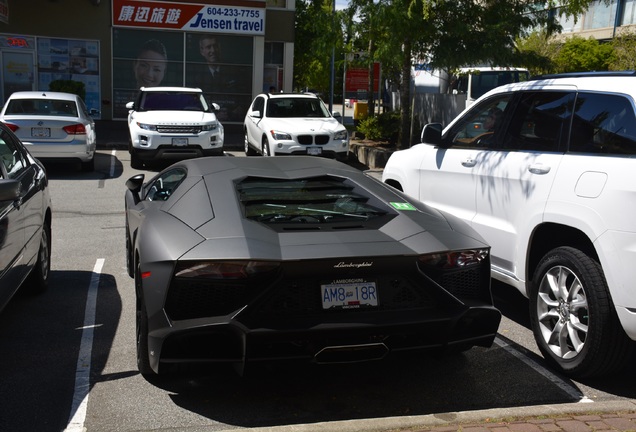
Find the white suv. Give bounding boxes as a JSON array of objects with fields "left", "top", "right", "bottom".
[
  {"left": 382, "top": 71, "right": 636, "bottom": 378},
  {"left": 126, "top": 87, "right": 224, "bottom": 168},
  {"left": 244, "top": 92, "right": 349, "bottom": 160}
]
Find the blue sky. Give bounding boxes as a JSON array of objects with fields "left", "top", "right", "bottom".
[{"left": 335, "top": 0, "right": 348, "bottom": 10}]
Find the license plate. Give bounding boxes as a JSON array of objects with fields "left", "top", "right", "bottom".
[
  {"left": 31, "top": 127, "right": 50, "bottom": 138},
  {"left": 307, "top": 147, "right": 322, "bottom": 155},
  {"left": 321, "top": 279, "right": 378, "bottom": 310},
  {"left": 172, "top": 138, "right": 188, "bottom": 146}
]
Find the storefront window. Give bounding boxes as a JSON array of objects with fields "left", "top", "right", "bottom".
[
  {"left": 263, "top": 42, "right": 283, "bottom": 93},
  {"left": 112, "top": 28, "right": 253, "bottom": 123},
  {"left": 622, "top": 0, "right": 636, "bottom": 24},
  {"left": 582, "top": 0, "right": 617, "bottom": 29},
  {"left": 0, "top": 34, "right": 100, "bottom": 117}
]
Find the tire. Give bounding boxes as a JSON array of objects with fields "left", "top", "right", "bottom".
[
  {"left": 26, "top": 220, "right": 51, "bottom": 294},
  {"left": 130, "top": 146, "right": 143, "bottom": 169},
  {"left": 135, "top": 258, "right": 154, "bottom": 376},
  {"left": 244, "top": 131, "right": 256, "bottom": 156},
  {"left": 261, "top": 136, "right": 270, "bottom": 156},
  {"left": 529, "top": 246, "right": 634, "bottom": 378}
]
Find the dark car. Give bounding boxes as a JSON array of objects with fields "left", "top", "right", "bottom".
[
  {"left": 125, "top": 156, "right": 501, "bottom": 376},
  {"left": 0, "top": 121, "right": 52, "bottom": 311}
]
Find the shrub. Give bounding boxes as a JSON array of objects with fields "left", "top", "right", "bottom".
[
  {"left": 356, "top": 111, "right": 400, "bottom": 143},
  {"left": 48, "top": 80, "right": 86, "bottom": 100}
]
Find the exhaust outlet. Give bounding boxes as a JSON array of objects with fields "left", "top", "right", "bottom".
[{"left": 314, "top": 343, "right": 389, "bottom": 364}]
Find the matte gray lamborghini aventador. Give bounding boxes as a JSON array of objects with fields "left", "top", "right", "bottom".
[{"left": 125, "top": 156, "right": 501, "bottom": 376}]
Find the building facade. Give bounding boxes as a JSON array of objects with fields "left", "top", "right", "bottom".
[
  {"left": 557, "top": 0, "right": 636, "bottom": 40},
  {"left": 0, "top": 0, "right": 295, "bottom": 123}
]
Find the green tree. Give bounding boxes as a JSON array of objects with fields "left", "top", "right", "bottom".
[
  {"left": 294, "top": 0, "right": 346, "bottom": 94},
  {"left": 553, "top": 35, "right": 615, "bottom": 72},
  {"left": 610, "top": 31, "right": 636, "bottom": 70},
  {"left": 343, "top": 0, "right": 598, "bottom": 149}
]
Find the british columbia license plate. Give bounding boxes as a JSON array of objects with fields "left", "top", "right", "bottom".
[
  {"left": 172, "top": 138, "right": 188, "bottom": 146},
  {"left": 31, "top": 127, "right": 50, "bottom": 138},
  {"left": 307, "top": 147, "right": 322, "bottom": 155},
  {"left": 321, "top": 279, "right": 378, "bottom": 309}
]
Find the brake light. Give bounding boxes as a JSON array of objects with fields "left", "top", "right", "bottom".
[
  {"left": 418, "top": 249, "right": 489, "bottom": 269},
  {"left": 63, "top": 124, "right": 87, "bottom": 135},
  {"left": 174, "top": 260, "right": 280, "bottom": 279},
  {"left": 4, "top": 123, "right": 19, "bottom": 132}
]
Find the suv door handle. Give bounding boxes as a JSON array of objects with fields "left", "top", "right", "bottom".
[
  {"left": 461, "top": 158, "right": 476, "bottom": 167},
  {"left": 528, "top": 164, "right": 551, "bottom": 174}
]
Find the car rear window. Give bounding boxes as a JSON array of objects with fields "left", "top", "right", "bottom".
[
  {"left": 236, "top": 175, "right": 389, "bottom": 226},
  {"left": 5, "top": 99, "right": 78, "bottom": 117}
]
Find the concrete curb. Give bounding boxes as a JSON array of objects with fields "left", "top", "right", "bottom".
[{"left": 205, "top": 401, "right": 636, "bottom": 432}]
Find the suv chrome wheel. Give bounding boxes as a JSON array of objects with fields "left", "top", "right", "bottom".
[{"left": 530, "top": 247, "right": 633, "bottom": 378}]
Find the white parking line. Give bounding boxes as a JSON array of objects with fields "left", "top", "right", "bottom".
[
  {"left": 110, "top": 149, "right": 116, "bottom": 177},
  {"left": 64, "top": 258, "right": 104, "bottom": 432},
  {"left": 494, "top": 336, "right": 593, "bottom": 402}
]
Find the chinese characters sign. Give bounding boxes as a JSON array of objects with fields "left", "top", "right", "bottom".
[{"left": 112, "top": 0, "right": 266, "bottom": 35}]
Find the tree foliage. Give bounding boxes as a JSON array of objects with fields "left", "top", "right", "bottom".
[
  {"left": 294, "top": 0, "right": 346, "bottom": 93},
  {"left": 295, "top": 0, "right": 603, "bottom": 149},
  {"left": 553, "top": 36, "right": 615, "bottom": 72}
]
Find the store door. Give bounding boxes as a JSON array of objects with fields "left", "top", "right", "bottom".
[{"left": 1, "top": 51, "right": 35, "bottom": 104}]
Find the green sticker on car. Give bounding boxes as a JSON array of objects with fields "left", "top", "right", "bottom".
[{"left": 390, "top": 202, "right": 417, "bottom": 211}]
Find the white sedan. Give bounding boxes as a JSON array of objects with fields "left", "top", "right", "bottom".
[{"left": 0, "top": 91, "right": 97, "bottom": 171}]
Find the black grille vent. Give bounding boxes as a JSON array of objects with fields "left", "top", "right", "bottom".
[
  {"left": 156, "top": 125, "right": 202, "bottom": 134},
  {"left": 296, "top": 134, "right": 331, "bottom": 145}
]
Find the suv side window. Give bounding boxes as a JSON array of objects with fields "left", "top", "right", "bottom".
[
  {"left": 569, "top": 92, "right": 636, "bottom": 155},
  {"left": 503, "top": 91, "right": 574, "bottom": 152},
  {"left": 252, "top": 96, "right": 265, "bottom": 115},
  {"left": 444, "top": 94, "right": 512, "bottom": 149}
]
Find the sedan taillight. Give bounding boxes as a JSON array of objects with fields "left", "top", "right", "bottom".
[
  {"left": 4, "top": 123, "right": 19, "bottom": 132},
  {"left": 63, "top": 124, "right": 87, "bottom": 135}
]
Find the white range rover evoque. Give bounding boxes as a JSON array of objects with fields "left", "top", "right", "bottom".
[
  {"left": 382, "top": 71, "right": 636, "bottom": 378},
  {"left": 126, "top": 87, "right": 224, "bottom": 169}
]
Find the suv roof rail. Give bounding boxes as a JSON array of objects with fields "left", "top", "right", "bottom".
[{"left": 531, "top": 70, "right": 636, "bottom": 80}]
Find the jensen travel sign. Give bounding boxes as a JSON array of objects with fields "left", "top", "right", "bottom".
[{"left": 112, "top": 0, "right": 266, "bottom": 35}]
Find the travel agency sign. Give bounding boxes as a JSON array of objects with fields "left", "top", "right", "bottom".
[{"left": 112, "top": 0, "right": 266, "bottom": 35}]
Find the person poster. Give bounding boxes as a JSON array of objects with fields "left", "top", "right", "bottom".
[
  {"left": 184, "top": 33, "right": 252, "bottom": 122},
  {"left": 112, "top": 29, "right": 183, "bottom": 118}
]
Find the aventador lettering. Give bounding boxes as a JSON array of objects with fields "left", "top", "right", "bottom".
[{"left": 334, "top": 261, "right": 373, "bottom": 269}]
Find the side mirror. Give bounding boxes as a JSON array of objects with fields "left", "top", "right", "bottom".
[
  {"left": 421, "top": 123, "right": 443, "bottom": 145},
  {"left": 126, "top": 174, "right": 145, "bottom": 205},
  {"left": 0, "top": 179, "right": 20, "bottom": 202},
  {"left": 332, "top": 111, "right": 342, "bottom": 119},
  {"left": 250, "top": 110, "right": 262, "bottom": 119},
  {"left": 125, "top": 101, "right": 135, "bottom": 110},
  {"left": 211, "top": 103, "right": 220, "bottom": 111}
]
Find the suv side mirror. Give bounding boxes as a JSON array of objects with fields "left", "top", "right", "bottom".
[
  {"left": 250, "top": 110, "right": 262, "bottom": 119},
  {"left": 126, "top": 101, "right": 135, "bottom": 110},
  {"left": 421, "top": 123, "right": 442, "bottom": 145}
]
